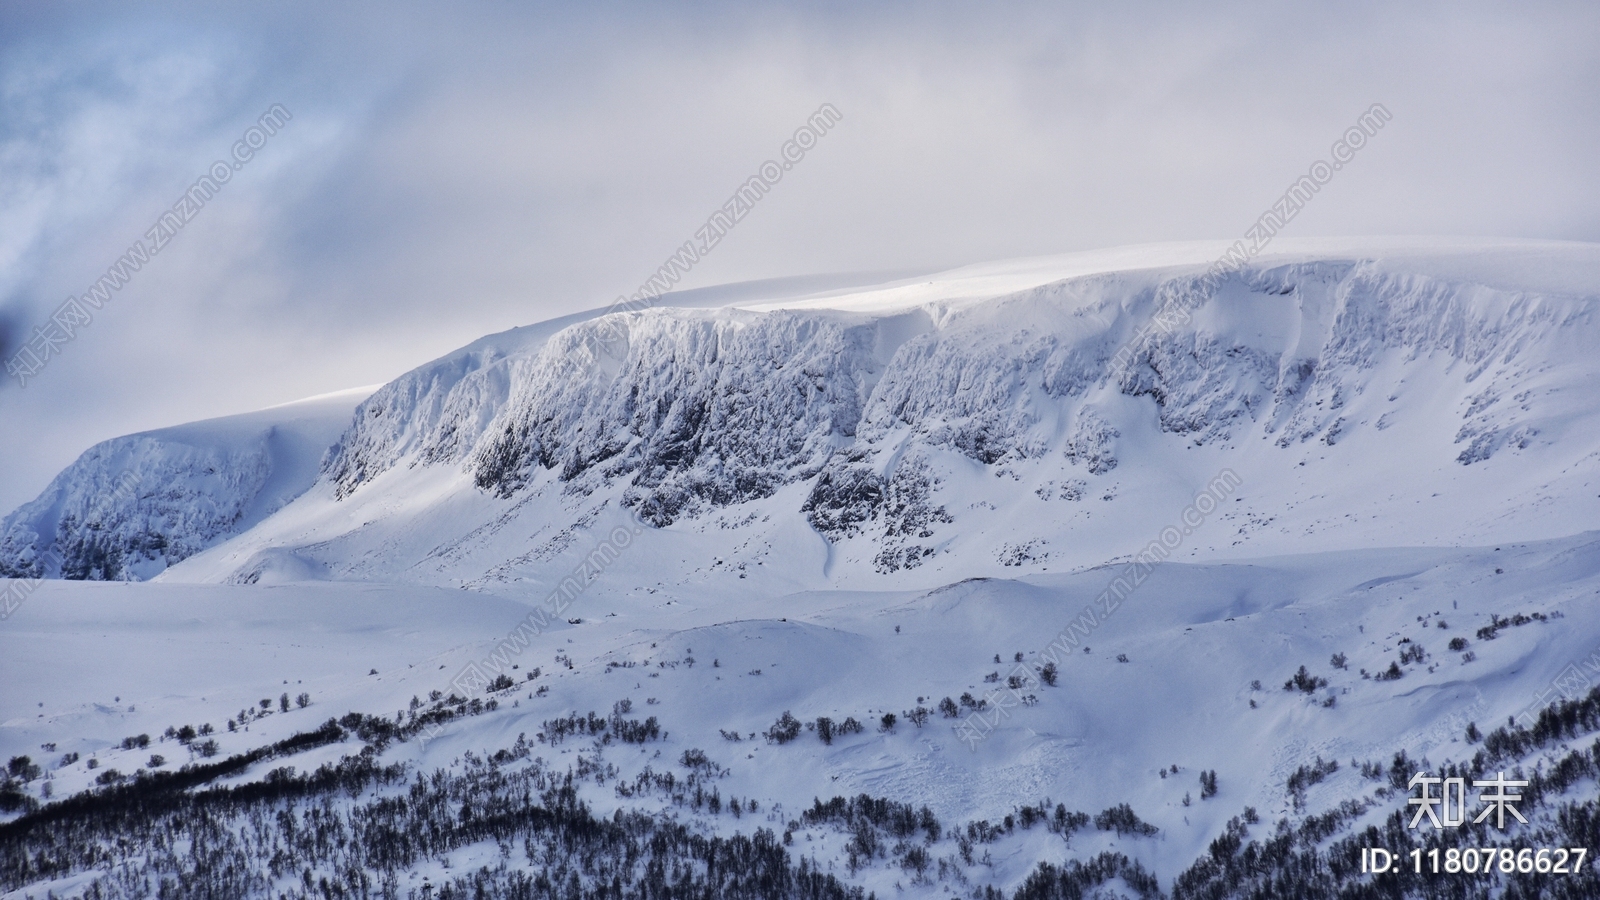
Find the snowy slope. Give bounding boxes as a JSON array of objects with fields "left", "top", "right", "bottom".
[
  {"left": 163, "top": 237, "right": 1600, "bottom": 591},
  {"left": 4, "top": 531, "right": 1600, "bottom": 895},
  {"left": 0, "top": 387, "right": 374, "bottom": 581},
  {"left": 3, "top": 239, "right": 1600, "bottom": 898}
]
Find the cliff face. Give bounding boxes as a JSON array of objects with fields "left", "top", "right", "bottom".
[
  {"left": 12, "top": 242, "right": 1600, "bottom": 586},
  {"left": 0, "top": 389, "right": 368, "bottom": 580}
]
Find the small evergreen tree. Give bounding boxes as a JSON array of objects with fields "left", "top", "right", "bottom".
[
  {"left": 764, "top": 711, "right": 802, "bottom": 744},
  {"left": 815, "top": 717, "right": 834, "bottom": 745}
]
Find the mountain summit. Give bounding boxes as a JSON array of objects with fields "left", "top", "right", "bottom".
[{"left": 7, "top": 239, "right": 1599, "bottom": 591}]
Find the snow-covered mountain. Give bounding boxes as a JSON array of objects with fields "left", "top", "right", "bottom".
[
  {"left": 142, "top": 237, "right": 1600, "bottom": 591},
  {"left": 0, "top": 387, "right": 373, "bottom": 581},
  {"left": 4, "top": 239, "right": 1600, "bottom": 898}
]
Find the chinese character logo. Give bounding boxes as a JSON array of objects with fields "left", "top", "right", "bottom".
[{"left": 1407, "top": 771, "right": 1527, "bottom": 830}]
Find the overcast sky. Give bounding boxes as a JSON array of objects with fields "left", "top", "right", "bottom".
[{"left": 1, "top": 0, "right": 1597, "bottom": 512}]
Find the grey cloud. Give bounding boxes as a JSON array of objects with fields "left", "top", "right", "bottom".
[{"left": 1, "top": 0, "right": 1597, "bottom": 511}]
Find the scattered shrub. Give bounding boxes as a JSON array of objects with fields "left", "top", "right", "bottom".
[
  {"left": 1287, "top": 757, "right": 1338, "bottom": 802},
  {"left": 764, "top": 711, "right": 802, "bottom": 744},
  {"left": 6, "top": 756, "right": 40, "bottom": 782},
  {"left": 1284, "top": 666, "right": 1328, "bottom": 694},
  {"left": 815, "top": 717, "right": 834, "bottom": 745},
  {"left": 1093, "top": 803, "right": 1158, "bottom": 836}
]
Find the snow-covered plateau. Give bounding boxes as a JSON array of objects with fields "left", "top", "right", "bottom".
[{"left": 3, "top": 238, "right": 1599, "bottom": 899}]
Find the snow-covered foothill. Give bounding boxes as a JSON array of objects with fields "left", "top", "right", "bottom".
[{"left": 0, "top": 387, "right": 374, "bottom": 581}]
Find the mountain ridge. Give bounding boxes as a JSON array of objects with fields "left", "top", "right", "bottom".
[{"left": 5, "top": 239, "right": 1598, "bottom": 588}]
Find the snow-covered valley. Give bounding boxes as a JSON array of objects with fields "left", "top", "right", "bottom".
[{"left": 4, "top": 239, "right": 1600, "bottom": 898}]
